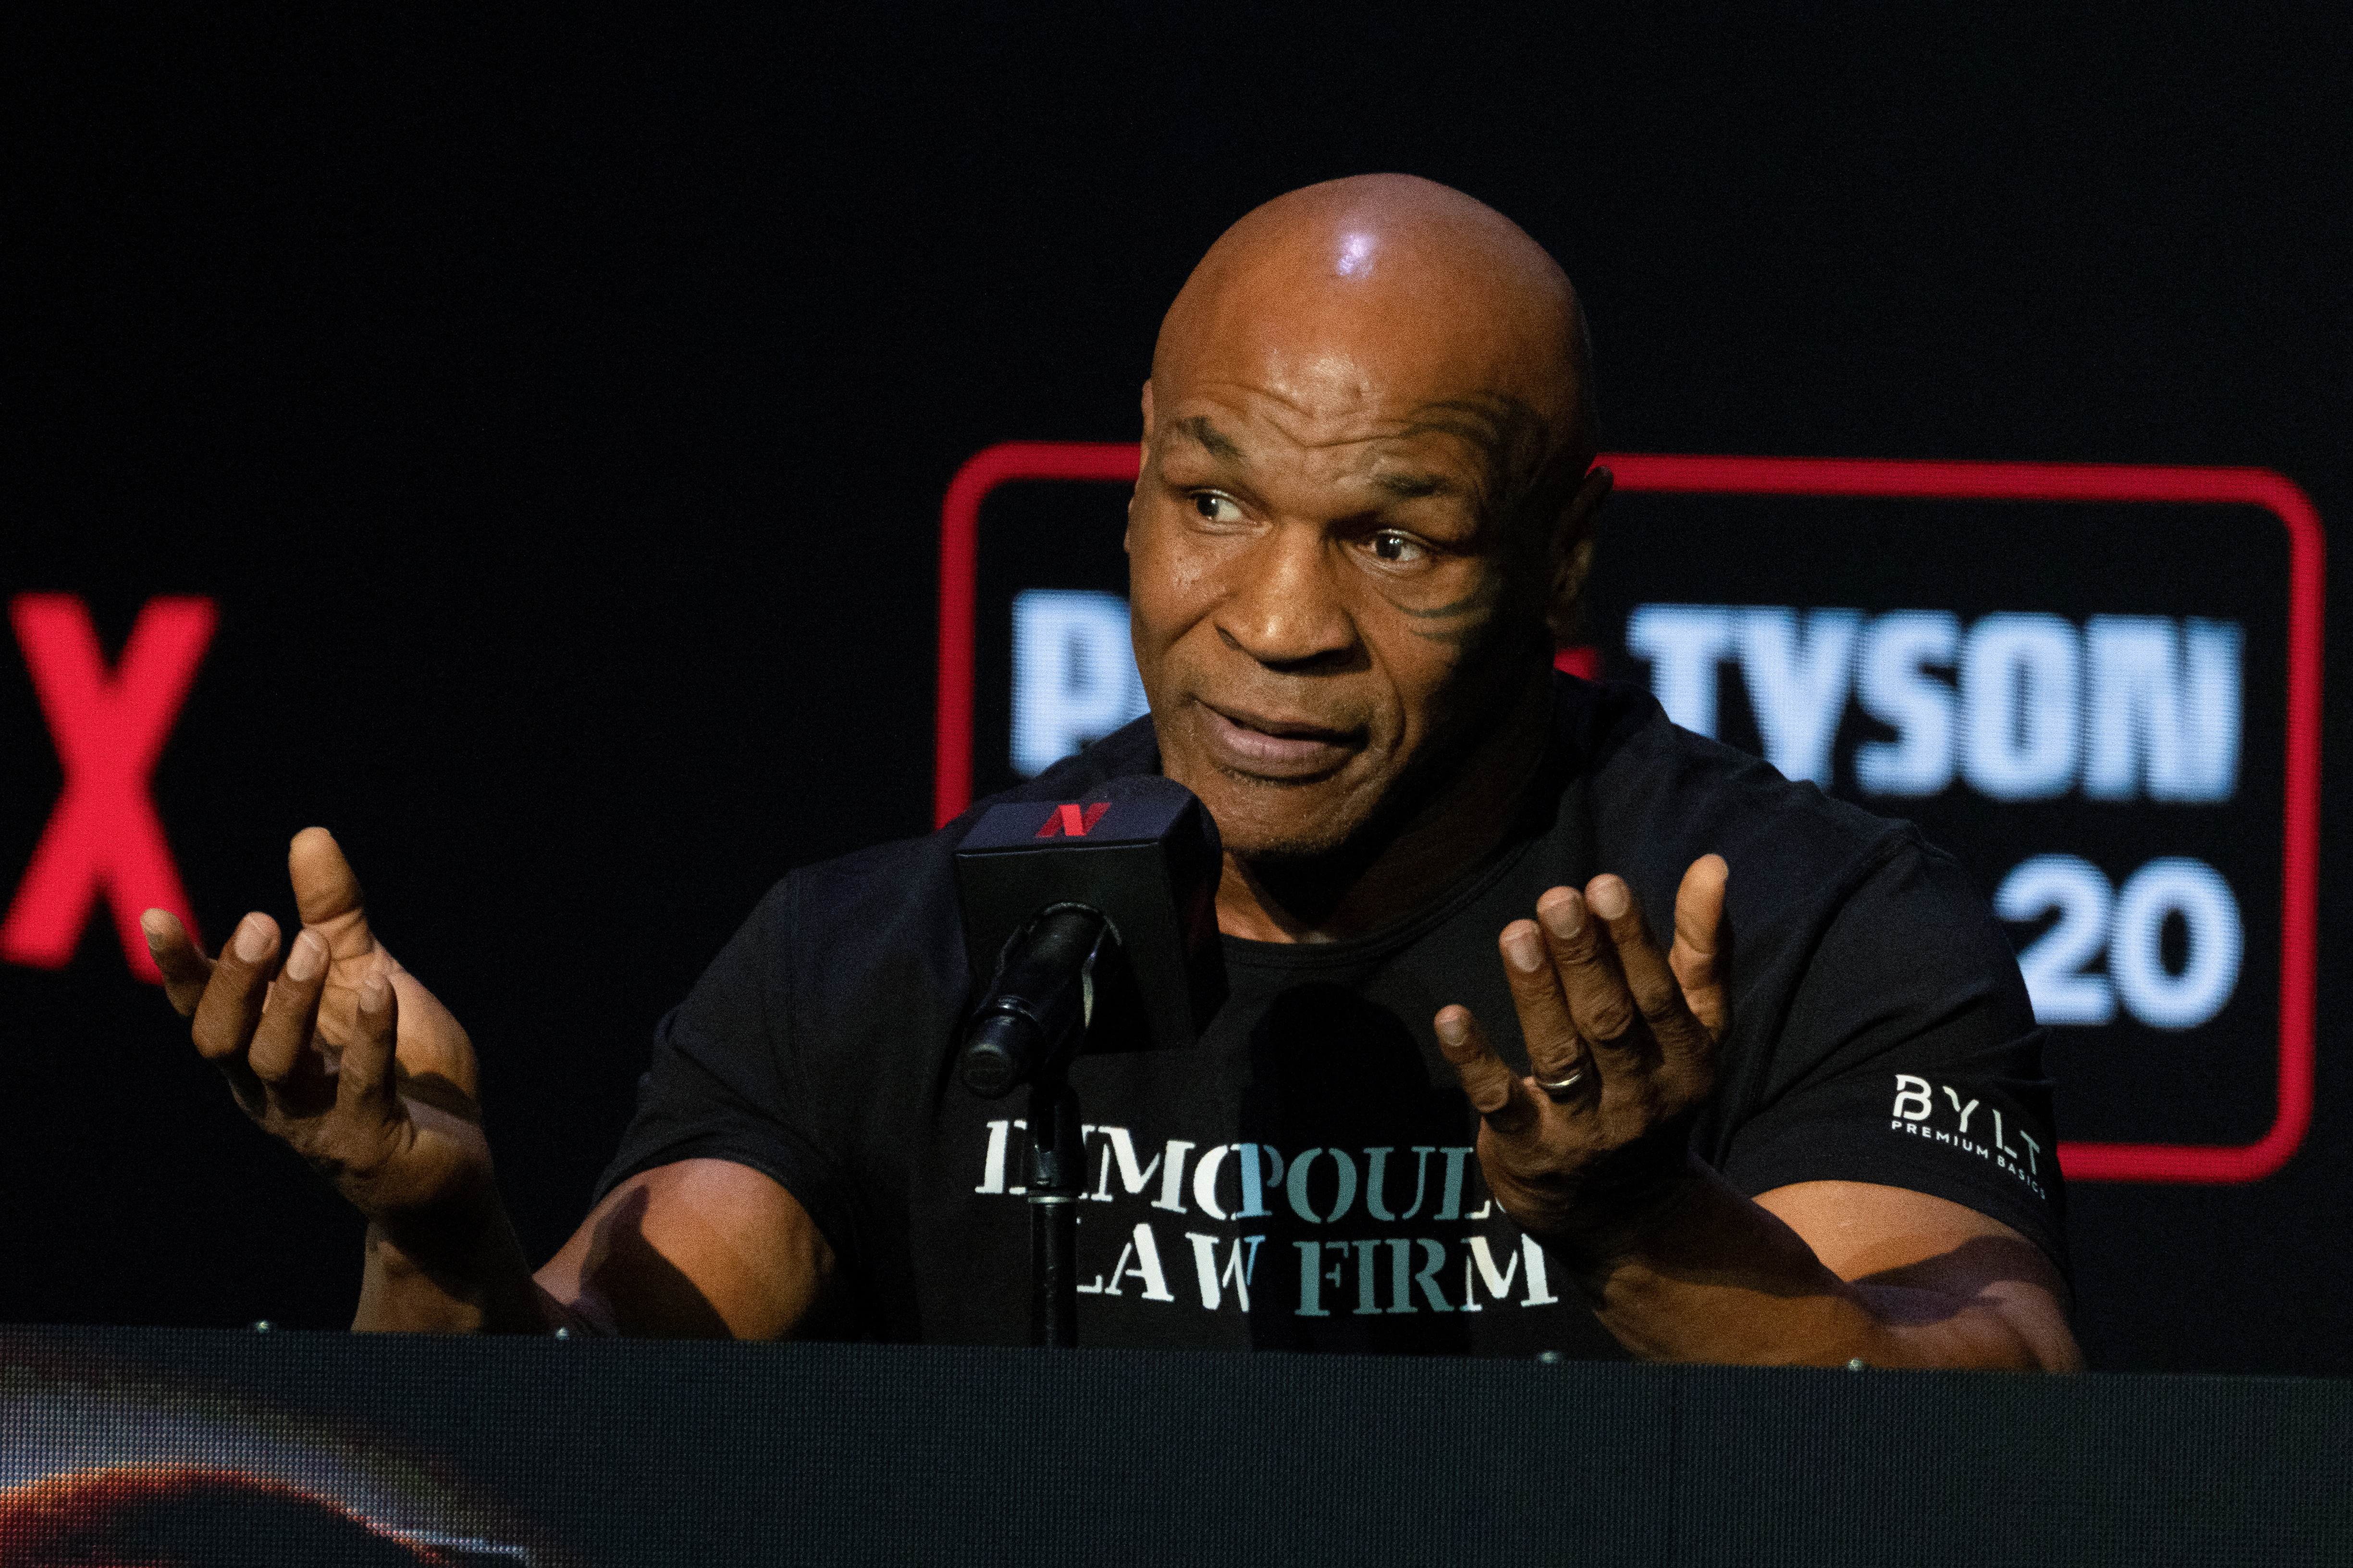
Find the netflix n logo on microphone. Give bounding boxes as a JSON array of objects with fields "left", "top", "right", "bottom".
[{"left": 1035, "top": 801, "right": 1110, "bottom": 839}]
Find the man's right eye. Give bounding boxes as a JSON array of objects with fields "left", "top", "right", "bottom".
[{"left": 1190, "top": 492, "right": 1244, "bottom": 523}]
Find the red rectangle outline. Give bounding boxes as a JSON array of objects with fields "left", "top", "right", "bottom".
[{"left": 938, "top": 444, "right": 2324, "bottom": 1185}]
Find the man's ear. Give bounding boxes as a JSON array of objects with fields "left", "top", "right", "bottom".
[
  {"left": 1126, "top": 380, "right": 1156, "bottom": 554},
  {"left": 1545, "top": 464, "right": 1613, "bottom": 648}
]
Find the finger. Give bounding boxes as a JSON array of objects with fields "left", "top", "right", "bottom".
[
  {"left": 247, "top": 928, "right": 332, "bottom": 1107},
  {"left": 1669, "top": 854, "right": 1730, "bottom": 1040},
  {"left": 1510, "top": 902, "right": 1590, "bottom": 1087},
  {"left": 1435, "top": 1005, "right": 1540, "bottom": 1138},
  {"left": 143, "top": 909, "right": 214, "bottom": 1019},
  {"left": 336, "top": 971, "right": 400, "bottom": 1122},
  {"left": 1536, "top": 880, "right": 1646, "bottom": 1075},
  {"left": 289, "top": 827, "right": 380, "bottom": 964},
  {"left": 1583, "top": 874, "right": 1711, "bottom": 1066},
  {"left": 190, "top": 914, "right": 281, "bottom": 1101}
]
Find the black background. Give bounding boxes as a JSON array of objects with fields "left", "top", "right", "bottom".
[{"left": 7, "top": 5, "right": 2348, "bottom": 1372}]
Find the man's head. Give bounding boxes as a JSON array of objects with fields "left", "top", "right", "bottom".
[{"left": 1127, "top": 173, "right": 1607, "bottom": 870}]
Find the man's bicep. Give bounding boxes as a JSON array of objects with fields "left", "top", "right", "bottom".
[
  {"left": 536, "top": 1158, "right": 841, "bottom": 1340},
  {"left": 1758, "top": 1179, "right": 2082, "bottom": 1370}
]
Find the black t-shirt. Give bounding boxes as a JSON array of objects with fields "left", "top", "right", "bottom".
[{"left": 596, "top": 676, "right": 2066, "bottom": 1357}]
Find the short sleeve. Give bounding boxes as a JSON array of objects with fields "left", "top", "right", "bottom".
[
  {"left": 590, "top": 878, "right": 863, "bottom": 1274},
  {"left": 1712, "top": 839, "right": 2070, "bottom": 1278}
]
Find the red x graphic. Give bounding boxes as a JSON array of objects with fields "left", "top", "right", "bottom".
[{"left": 3, "top": 594, "right": 215, "bottom": 983}]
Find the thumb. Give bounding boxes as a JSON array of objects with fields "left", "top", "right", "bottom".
[
  {"left": 289, "top": 827, "right": 381, "bottom": 964},
  {"left": 1669, "top": 854, "right": 1730, "bottom": 1040}
]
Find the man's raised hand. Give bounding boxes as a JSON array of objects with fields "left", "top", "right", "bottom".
[
  {"left": 144, "top": 828, "right": 494, "bottom": 1225},
  {"left": 1435, "top": 855, "right": 1730, "bottom": 1261}
]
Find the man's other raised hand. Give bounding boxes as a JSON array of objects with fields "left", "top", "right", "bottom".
[
  {"left": 145, "top": 830, "right": 537, "bottom": 1328},
  {"left": 1434, "top": 856, "right": 1731, "bottom": 1266},
  {"left": 1439, "top": 858, "right": 2081, "bottom": 1370},
  {"left": 145, "top": 829, "right": 831, "bottom": 1339}
]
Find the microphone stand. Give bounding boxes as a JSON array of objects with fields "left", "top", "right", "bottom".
[
  {"left": 959, "top": 905, "right": 1111, "bottom": 1349},
  {"left": 1026, "top": 1071, "right": 1082, "bottom": 1349}
]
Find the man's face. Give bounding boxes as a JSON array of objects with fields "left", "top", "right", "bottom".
[{"left": 1126, "top": 340, "right": 1549, "bottom": 863}]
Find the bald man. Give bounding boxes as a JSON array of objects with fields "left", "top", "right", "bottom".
[{"left": 151, "top": 176, "right": 2078, "bottom": 1368}]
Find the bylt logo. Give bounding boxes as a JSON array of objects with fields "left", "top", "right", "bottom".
[
  {"left": 1035, "top": 802, "right": 1111, "bottom": 839},
  {"left": 2, "top": 594, "right": 213, "bottom": 983}
]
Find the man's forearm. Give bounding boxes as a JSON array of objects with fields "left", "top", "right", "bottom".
[
  {"left": 1569, "top": 1158, "right": 2068, "bottom": 1370},
  {"left": 353, "top": 1200, "right": 550, "bottom": 1334}
]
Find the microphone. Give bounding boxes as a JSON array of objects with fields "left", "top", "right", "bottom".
[{"left": 952, "top": 773, "right": 1227, "bottom": 1098}]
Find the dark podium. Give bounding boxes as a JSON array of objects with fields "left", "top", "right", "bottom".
[{"left": 1, "top": 1326, "right": 2344, "bottom": 1566}]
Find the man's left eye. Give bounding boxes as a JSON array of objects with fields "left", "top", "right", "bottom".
[{"left": 1369, "top": 532, "right": 1426, "bottom": 563}]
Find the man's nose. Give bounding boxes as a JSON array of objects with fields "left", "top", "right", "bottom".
[{"left": 1216, "top": 523, "right": 1357, "bottom": 671}]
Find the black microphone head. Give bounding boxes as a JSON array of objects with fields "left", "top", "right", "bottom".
[
  {"left": 953, "top": 773, "right": 1227, "bottom": 1056},
  {"left": 959, "top": 1010, "right": 1045, "bottom": 1101}
]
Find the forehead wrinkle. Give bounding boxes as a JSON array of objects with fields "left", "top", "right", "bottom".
[
  {"left": 1182, "top": 364, "right": 1376, "bottom": 435},
  {"left": 1170, "top": 380, "right": 1491, "bottom": 464}
]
